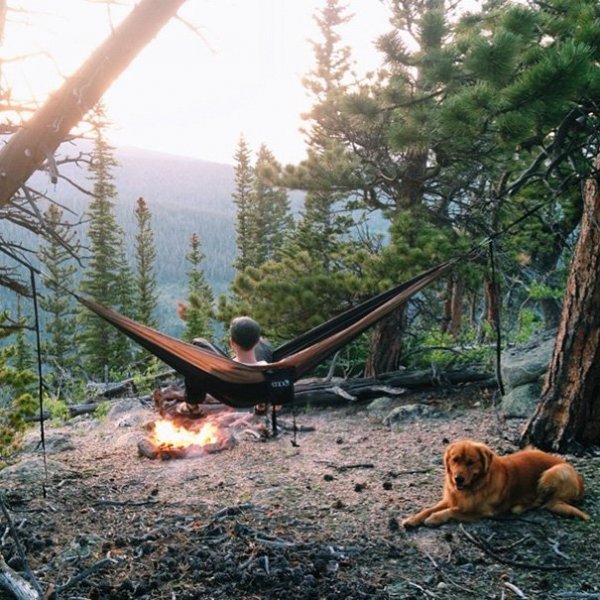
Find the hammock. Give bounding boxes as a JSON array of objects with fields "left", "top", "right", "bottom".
[{"left": 77, "top": 260, "right": 455, "bottom": 408}]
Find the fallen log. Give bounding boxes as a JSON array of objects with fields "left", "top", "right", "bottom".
[
  {"left": 0, "top": 554, "right": 39, "bottom": 600},
  {"left": 26, "top": 396, "right": 153, "bottom": 422},
  {"left": 86, "top": 369, "right": 176, "bottom": 399},
  {"left": 294, "top": 367, "right": 495, "bottom": 406}
]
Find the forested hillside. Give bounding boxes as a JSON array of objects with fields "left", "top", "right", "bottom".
[{"left": 3, "top": 146, "right": 238, "bottom": 334}]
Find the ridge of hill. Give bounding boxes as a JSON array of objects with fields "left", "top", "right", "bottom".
[{"left": 4, "top": 146, "right": 240, "bottom": 335}]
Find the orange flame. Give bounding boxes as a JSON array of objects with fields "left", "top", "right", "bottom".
[{"left": 151, "top": 418, "right": 220, "bottom": 448}]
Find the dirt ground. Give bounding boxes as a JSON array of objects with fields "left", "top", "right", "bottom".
[{"left": 2, "top": 385, "right": 599, "bottom": 600}]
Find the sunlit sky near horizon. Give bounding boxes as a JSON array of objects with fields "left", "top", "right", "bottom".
[{"left": 2, "top": 0, "right": 393, "bottom": 166}]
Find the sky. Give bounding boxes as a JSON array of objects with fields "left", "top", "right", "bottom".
[{"left": 2, "top": 0, "right": 392, "bottom": 166}]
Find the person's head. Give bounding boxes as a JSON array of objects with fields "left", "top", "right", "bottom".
[{"left": 229, "top": 316, "right": 261, "bottom": 351}]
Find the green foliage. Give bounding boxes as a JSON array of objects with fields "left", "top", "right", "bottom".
[
  {"left": 514, "top": 308, "right": 544, "bottom": 344},
  {"left": 78, "top": 104, "right": 134, "bottom": 378},
  {"left": 0, "top": 325, "right": 37, "bottom": 462},
  {"left": 181, "top": 233, "right": 214, "bottom": 340},
  {"left": 232, "top": 135, "right": 256, "bottom": 272},
  {"left": 39, "top": 203, "right": 80, "bottom": 391},
  {"left": 250, "top": 145, "right": 294, "bottom": 265},
  {"left": 44, "top": 396, "right": 71, "bottom": 422},
  {"left": 464, "top": 30, "right": 522, "bottom": 86},
  {"left": 219, "top": 247, "right": 375, "bottom": 345},
  {"left": 404, "top": 328, "right": 493, "bottom": 371},
  {"left": 93, "top": 401, "right": 111, "bottom": 420},
  {"left": 529, "top": 280, "right": 564, "bottom": 301},
  {"left": 134, "top": 197, "right": 158, "bottom": 327},
  {"left": 131, "top": 356, "right": 164, "bottom": 395}
]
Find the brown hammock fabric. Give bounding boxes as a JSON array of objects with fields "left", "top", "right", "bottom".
[{"left": 77, "top": 260, "right": 455, "bottom": 407}]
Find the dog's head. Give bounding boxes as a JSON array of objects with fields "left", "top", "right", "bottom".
[{"left": 444, "top": 440, "right": 494, "bottom": 491}]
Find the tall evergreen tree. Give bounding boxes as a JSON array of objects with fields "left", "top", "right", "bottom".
[
  {"left": 232, "top": 135, "right": 255, "bottom": 272},
  {"left": 134, "top": 197, "right": 158, "bottom": 327},
  {"left": 38, "top": 204, "right": 79, "bottom": 388},
  {"left": 294, "top": 0, "right": 355, "bottom": 266},
  {"left": 78, "top": 104, "right": 132, "bottom": 379},
  {"left": 251, "top": 144, "right": 294, "bottom": 265},
  {"left": 13, "top": 298, "right": 31, "bottom": 373},
  {"left": 0, "top": 320, "right": 37, "bottom": 462},
  {"left": 180, "top": 233, "right": 214, "bottom": 341}
]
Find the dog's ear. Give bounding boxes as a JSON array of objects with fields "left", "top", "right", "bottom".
[
  {"left": 476, "top": 443, "right": 494, "bottom": 474},
  {"left": 444, "top": 443, "right": 456, "bottom": 473}
]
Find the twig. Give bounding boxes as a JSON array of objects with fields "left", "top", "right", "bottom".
[
  {"left": 92, "top": 499, "right": 159, "bottom": 508},
  {"left": 504, "top": 581, "right": 528, "bottom": 599},
  {"left": 211, "top": 503, "right": 257, "bottom": 520},
  {"left": 403, "top": 577, "right": 437, "bottom": 598},
  {"left": 335, "top": 463, "right": 375, "bottom": 472},
  {"left": 458, "top": 525, "right": 572, "bottom": 572},
  {"left": 548, "top": 538, "right": 570, "bottom": 560},
  {"left": 53, "top": 556, "right": 117, "bottom": 595}
]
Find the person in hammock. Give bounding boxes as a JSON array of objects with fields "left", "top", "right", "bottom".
[
  {"left": 229, "top": 316, "right": 271, "bottom": 365},
  {"left": 228, "top": 316, "right": 274, "bottom": 415}
]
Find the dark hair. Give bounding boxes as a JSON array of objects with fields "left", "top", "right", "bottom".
[{"left": 229, "top": 316, "right": 261, "bottom": 351}]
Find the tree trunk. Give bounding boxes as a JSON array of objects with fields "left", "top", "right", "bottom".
[
  {"left": 480, "top": 272, "right": 499, "bottom": 342},
  {"left": 0, "top": 0, "right": 185, "bottom": 208},
  {"left": 521, "top": 155, "right": 600, "bottom": 453},
  {"left": 441, "top": 277, "right": 452, "bottom": 334},
  {"left": 449, "top": 273, "right": 464, "bottom": 337},
  {"left": 364, "top": 306, "right": 406, "bottom": 376},
  {"left": 441, "top": 274, "right": 464, "bottom": 337}
]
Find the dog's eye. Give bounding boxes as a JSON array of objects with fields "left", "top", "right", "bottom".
[{"left": 465, "top": 459, "right": 474, "bottom": 466}]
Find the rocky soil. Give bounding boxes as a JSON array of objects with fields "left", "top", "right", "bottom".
[{"left": 1, "top": 384, "right": 599, "bottom": 600}]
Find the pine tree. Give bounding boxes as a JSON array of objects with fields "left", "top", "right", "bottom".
[
  {"left": 38, "top": 203, "right": 79, "bottom": 388},
  {"left": 180, "top": 233, "right": 214, "bottom": 341},
  {"left": 251, "top": 144, "right": 294, "bottom": 265},
  {"left": 294, "top": 0, "right": 355, "bottom": 265},
  {"left": 0, "top": 317, "right": 37, "bottom": 462},
  {"left": 232, "top": 135, "right": 255, "bottom": 272},
  {"left": 78, "top": 104, "right": 132, "bottom": 379},
  {"left": 134, "top": 197, "right": 158, "bottom": 327},
  {"left": 13, "top": 298, "right": 31, "bottom": 373}
]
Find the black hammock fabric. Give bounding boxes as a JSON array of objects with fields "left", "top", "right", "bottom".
[{"left": 76, "top": 260, "right": 454, "bottom": 408}]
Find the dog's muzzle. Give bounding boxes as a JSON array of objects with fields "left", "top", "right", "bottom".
[{"left": 454, "top": 474, "right": 466, "bottom": 490}]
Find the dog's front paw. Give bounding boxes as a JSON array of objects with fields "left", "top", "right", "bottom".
[{"left": 401, "top": 516, "right": 421, "bottom": 528}]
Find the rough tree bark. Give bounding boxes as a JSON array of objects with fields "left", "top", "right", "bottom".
[
  {"left": 521, "top": 155, "right": 600, "bottom": 453},
  {"left": 0, "top": 0, "right": 185, "bottom": 208},
  {"left": 441, "top": 272, "right": 464, "bottom": 338},
  {"left": 364, "top": 306, "right": 406, "bottom": 376},
  {"left": 480, "top": 272, "right": 499, "bottom": 342}
]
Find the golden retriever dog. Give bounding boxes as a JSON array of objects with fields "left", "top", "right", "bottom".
[{"left": 402, "top": 439, "right": 590, "bottom": 527}]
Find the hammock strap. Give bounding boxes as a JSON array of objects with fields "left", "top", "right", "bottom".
[{"left": 30, "top": 270, "right": 48, "bottom": 497}]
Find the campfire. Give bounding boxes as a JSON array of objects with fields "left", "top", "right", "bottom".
[{"left": 138, "top": 415, "right": 237, "bottom": 460}]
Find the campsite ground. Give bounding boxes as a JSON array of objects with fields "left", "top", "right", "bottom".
[{"left": 2, "top": 385, "right": 599, "bottom": 600}]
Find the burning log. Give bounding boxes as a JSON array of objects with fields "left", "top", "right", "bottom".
[{"left": 138, "top": 416, "right": 237, "bottom": 460}]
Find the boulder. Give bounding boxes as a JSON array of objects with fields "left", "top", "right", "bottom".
[
  {"left": 501, "top": 335, "right": 555, "bottom": 390},
  {"left": 366, "top": 397, "right": 398, "bottom": 417},
  {"left": 500, "top": 383, "right": 541, "bottom": 418},
  {"left": 383, "top": 403, "right": 438, "bottom": 426}
]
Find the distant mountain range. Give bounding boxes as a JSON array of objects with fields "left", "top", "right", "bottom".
[{"left": 3, "top": 146, "right": 244, "bottom": 335}]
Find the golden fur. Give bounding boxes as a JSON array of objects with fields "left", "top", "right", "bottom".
[{"left": 402, "top": 439, "right": 590, "bottom": 527}]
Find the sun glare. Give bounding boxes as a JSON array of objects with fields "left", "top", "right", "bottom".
[{"left": 1, "top": 0, "right": 390, "bottom": 165}]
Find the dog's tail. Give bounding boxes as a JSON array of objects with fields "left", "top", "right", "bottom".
[{"left": 538, "top": 463, "right": 589, "bottom": 520}]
